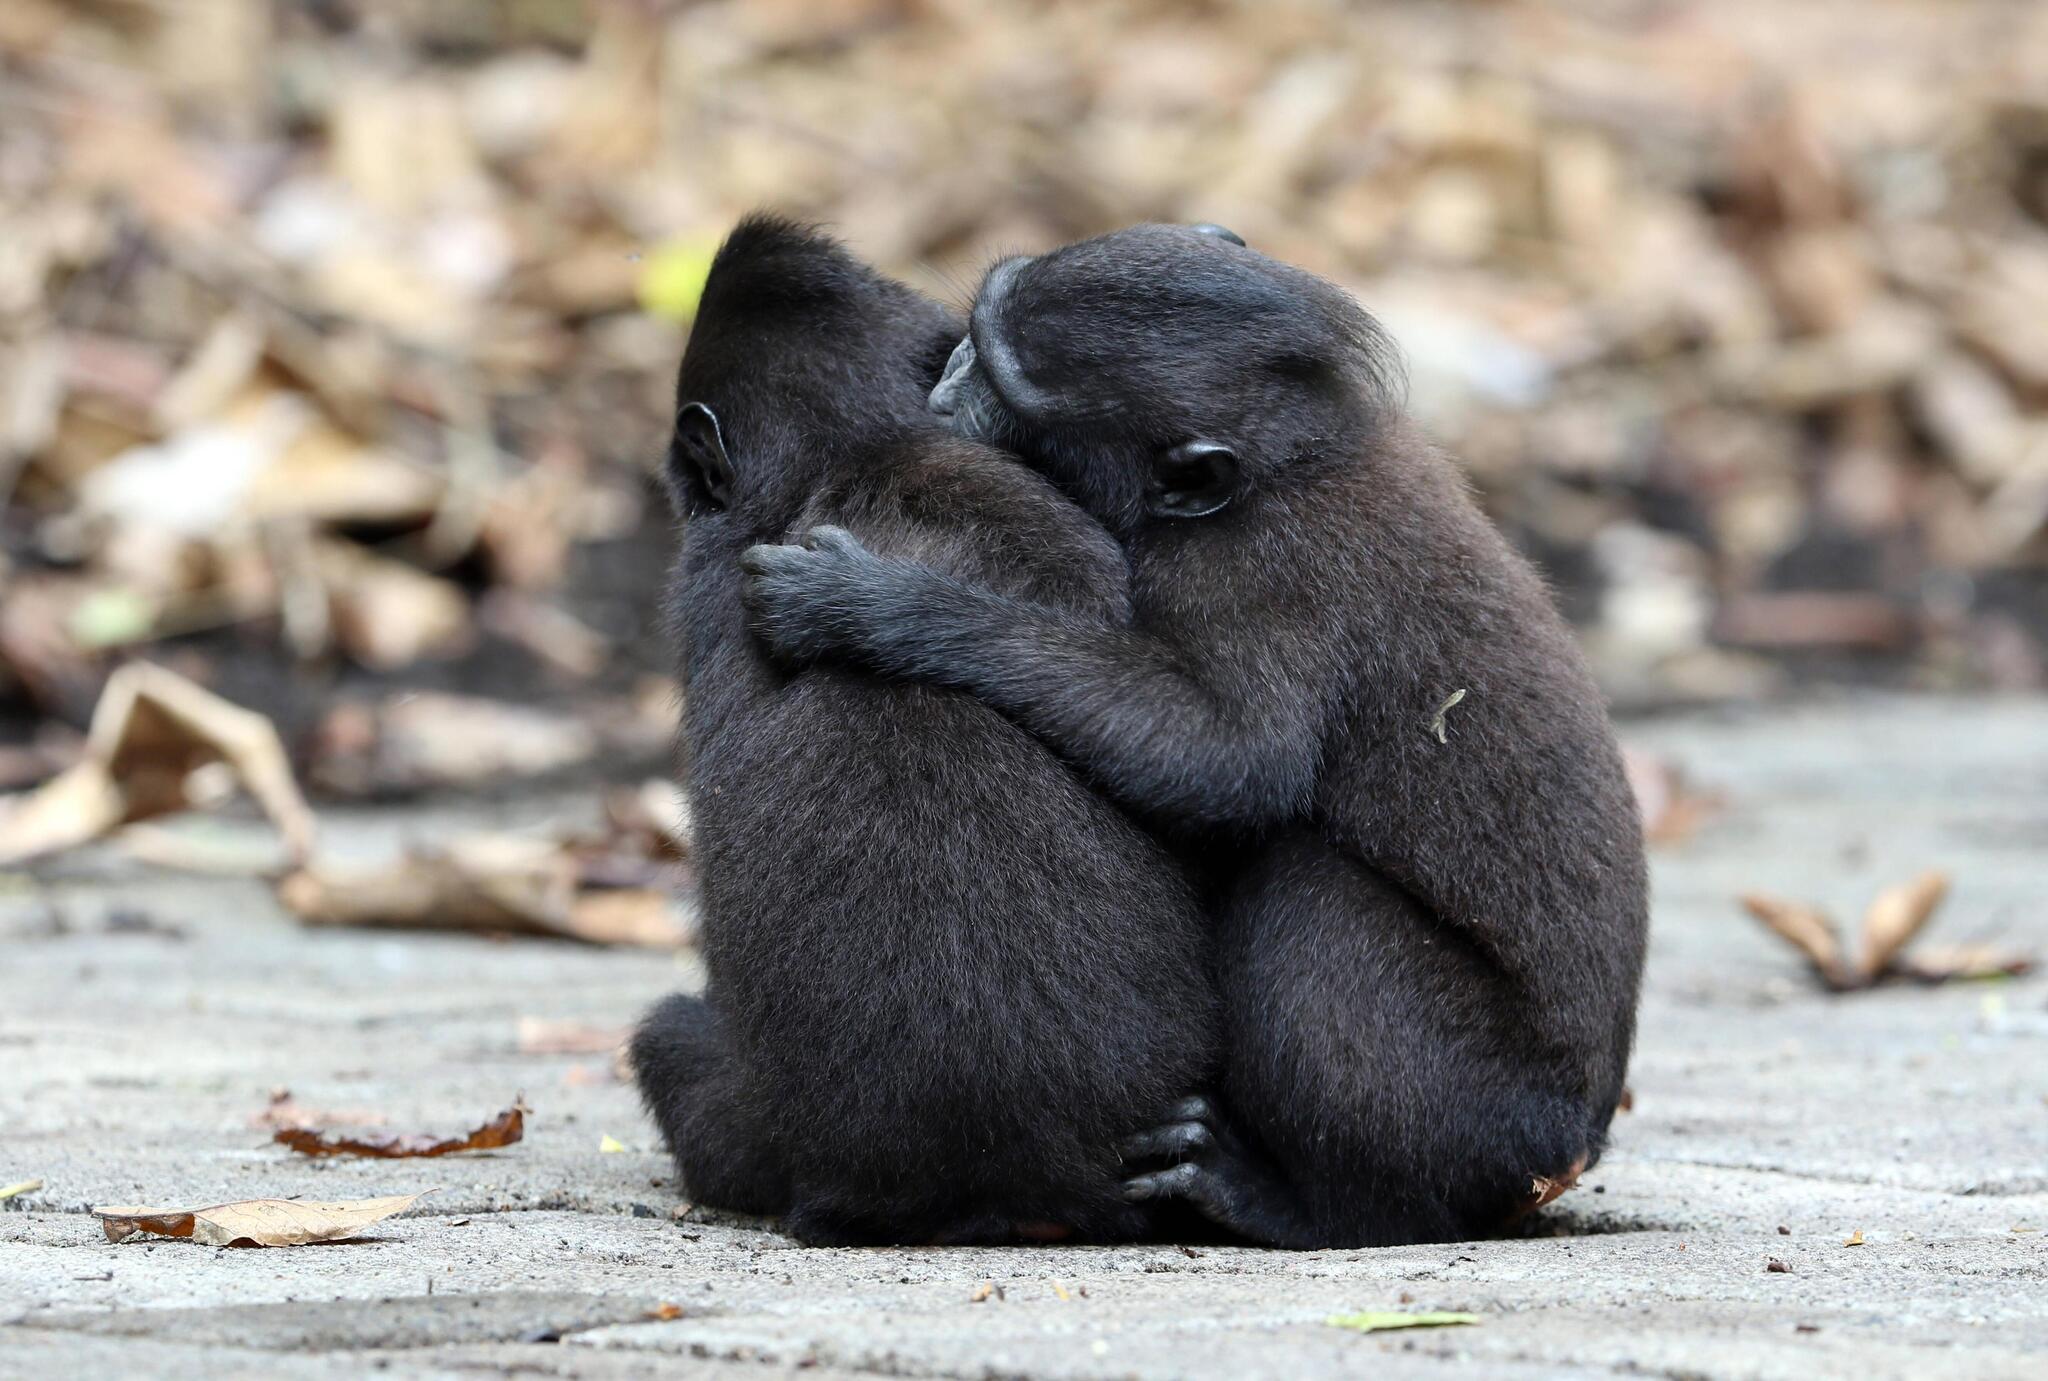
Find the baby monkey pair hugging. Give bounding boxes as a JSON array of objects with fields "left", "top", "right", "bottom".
[{"left": 633, "top": 215, "right": 1648, "bottom": 1249}]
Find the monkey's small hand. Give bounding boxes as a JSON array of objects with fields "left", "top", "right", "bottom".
[{"left": 739, "top": 525, "right": 893, "bottom": 666}]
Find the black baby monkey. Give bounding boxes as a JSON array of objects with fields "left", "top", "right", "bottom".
[
  {"left": 742, "top": 223, "right": 1650, "bottom": 1247},
  {"left": 632, "top": 217, "right": 1216, "bottom": 1245}
]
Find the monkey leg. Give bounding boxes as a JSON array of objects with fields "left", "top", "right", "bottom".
[
  {"left": 1143, "top": 833, "right": 1599, "bottom": 1248},
  {"left": 630, "top": 992, "right": 789, "bottom": 1216}
]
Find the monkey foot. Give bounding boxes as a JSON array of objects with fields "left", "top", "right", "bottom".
[{"left": 1118, "top": 1095, "right": 1313, "bottom": 1248}]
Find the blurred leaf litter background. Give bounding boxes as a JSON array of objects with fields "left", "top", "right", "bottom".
[{"left": 3, "top": 0, "right": 2046, "bottom": 785}]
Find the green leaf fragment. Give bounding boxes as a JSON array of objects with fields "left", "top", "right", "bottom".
[
  {"left": 68, "top": 588, "right": 156, "bottom": 649},
  {"left": 1326, "top": 1311, "right": 1481, "bottom": 1333},
  {"left": 637, "top": 235, "right": 723, "bottom": 322}
]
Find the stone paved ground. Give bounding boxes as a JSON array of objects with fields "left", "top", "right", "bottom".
[{"left": 2, "top": 694, "right": 2045, "bottom": 1379}]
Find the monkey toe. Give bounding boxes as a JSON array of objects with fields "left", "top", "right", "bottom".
[
  {"left": 1121, "top": 1160, "right": 1202, "bottom": 1203},
  {"left": 1119, "top": 1119, "right": 1214, "bottom": 1163}
]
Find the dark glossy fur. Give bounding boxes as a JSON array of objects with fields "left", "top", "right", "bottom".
[
  {"left": 629, "top": 217, "right": 1215, "bottom": 1246},
  {"left": 742, "top": 223, "right": 1650, "bottom": 1247}
]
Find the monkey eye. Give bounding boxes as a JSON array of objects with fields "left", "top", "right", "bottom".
[{"left": 1189, "top": 223, "right": 1247, "bottom": 247}]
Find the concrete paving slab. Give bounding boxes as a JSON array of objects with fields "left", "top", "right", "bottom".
[{"left": 2, "top": 693, "right": 2044, "bottom": 1378}]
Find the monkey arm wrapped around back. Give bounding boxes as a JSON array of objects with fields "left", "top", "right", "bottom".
[{"left": 740, "top": 522, "right": 1332, "bottom": 832}]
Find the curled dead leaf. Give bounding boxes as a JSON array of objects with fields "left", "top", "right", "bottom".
[
  {"left": 274, "top": 1100, "right": 526, "bottom": 1159},
  {"left": 1621, "top": 747, "right": 1725, "bottom": 846},
  {"left": 278, "top": 834, "right": 687, "bottom": 948},
  {"left": 517, "top": 1017, "right": 629, "bottom": 1056},
  {"left": 1857, "top": 869, "right": 1950, "bottom": 981},
  {"left": 1743, "top": 869, "right": 2032, "bottom": 990},
  {"left": 1509, "top": 1154, "right": 1587, "bottom": 1221},
  {"left": 0, "top": 663, "right": 314, "bottom": 867},
  {"left": 1895, "top": 944, "right": 2034, "bottom": 982},
  {"left": 96, "top": 1192, "right": 429, "bottom": 1247},
  {"left": 1740, "top": 894, "right": 1852, "bottom": 988}
]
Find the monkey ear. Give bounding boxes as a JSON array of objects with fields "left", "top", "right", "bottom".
[
  {"left": 666, "top": 402, "right": 735, "bottom": 517},
  {"left": 1188, "top": 223, "right": 1247, "bottom": 247},
  {"left": 1147, "top": 441, "right": 1238, "bottom": 519}
]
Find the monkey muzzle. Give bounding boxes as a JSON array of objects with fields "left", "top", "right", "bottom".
[{"left": 927, "top": 334, "right": 1014, "bottom": 445}]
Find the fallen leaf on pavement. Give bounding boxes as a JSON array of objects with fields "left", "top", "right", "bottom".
[
  {"left": 1844, "top": 1229, "right": 1865, "bottom": 1246},
  {"left": 598, "top": 1134, "right": 626, "bottom": 1153},
  {"left": 1897, "top": 944, "right": 2033, "bottom": 982},
  {"left": 308, "top": 692, "right": 598, "bottom": 797},
  {"left": 275, "top": 1100, "right": 526, "bottom": 1158},
  {"left": 603, "top": 779, "right": 693, "bottom": 861},
  {"left": 1326, "top": 1312, "right": 1481, "bottom": 1332},
  {"left": 1621, "top": 747, "right": 1726, "bottom": 846},
  {"left": 0, "top": 1178, "right": 43, "bottom": 1201},
  {"left": 1740, "top": 893, "right": 1854, "bottom": 989},
  {"left": 648, "top": 1302, "right": 684, "bottom": 1321},
  {"left": 96, "top": 1192, "right": 429, "bottom": 1246},
  {"left": 0, "top": 663, "right": 314, "bottom": 867},
  {"left": 1856, "top": 870, "right": 1950, "bottom": 981},
  {"left": 1511, "top": 1155, "right": 1588, "bottom": 1219},
  {"left": 278, "top": 834, "right": 686, "bottom": 948},
  {"left": 1739, "top": 870, "right": 2026, "bottom": 991},
  {"left": 517, "top": 1018, "right": 630, "bottom": 1055}
]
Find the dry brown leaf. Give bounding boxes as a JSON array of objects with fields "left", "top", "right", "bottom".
[
  {"left": 517, "top": 1018, "right": 630, "bottom": 1056},
  {"left": 477, "top": 591, "right": 608, "bottom": 678},
  {"left": 1856, "top": 869, "right": 1951, "bottom": 981},
  {"left": 1894, "top": 945, "right": 2035, "bottom": 983},
  {"left": 278, "top": 834, "right": 687, "bottom": 948},
  {"left": 603, "top": 780, "right": 693, "bottom": 861},
  {"left": 1843, "top": 1229, "right": 1865, "bottom": 1247},
  {"left": 0, "top": 662, "right": 314, "bottom": 866},
  {"left": 1508, "top": 1154, "right": 1587, "bottom": 1221},
  {"left": 275, "top": 1100, "right": 526, "bottom": 1159},
  {"left": 1740, "top": 894, "right": 1852, "bottom": 989},
  {"left": 96, "top": 1193, "right": 429, "bottom": 1247},
  {"left": 1621, "top": 748, "right": 1725, "bottom": 846},
  {"left": 1742, "top": 871, "right": 2029, "bottom": 990},
  {"left": 316, "top": 540, "right": 473, "bottom": 671},
  {"left": 308, "top": 693, "right": 597, "bottom": 796}
]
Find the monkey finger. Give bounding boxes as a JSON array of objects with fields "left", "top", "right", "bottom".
[
  {"left": 1118, "top": 1119, "right": 1213, "bottom": 1163},
  {"left": 1165, "top": 1094, "right": 1217, "bottom": 1123},
  {"left": 739, "top": 542, "right": 806, "bottom": 576},
  {"left": 802, "top": 524, "right": 862, "bottom": 554}
]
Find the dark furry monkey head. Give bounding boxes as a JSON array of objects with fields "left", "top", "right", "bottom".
[
  {"left": 663, "top": 216, "right": 963, "bottom": 523},
  {"left": 929, "top": 223, "right": 1400, "bottom": 532}
]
